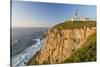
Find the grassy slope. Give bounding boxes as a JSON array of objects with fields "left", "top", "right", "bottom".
[
  {"left": 53, "top": 21, "right": 96, "bottom": 30},
  {"left": 63, "top": 32, "right": 96, "bottom": 63},
  {"left": 53, "top": 21, "right": 96, "bottom": 63}
]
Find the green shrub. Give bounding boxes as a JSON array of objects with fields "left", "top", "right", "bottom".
[{"left": 63, "top": 33, "right": 96, "bottom": 63}]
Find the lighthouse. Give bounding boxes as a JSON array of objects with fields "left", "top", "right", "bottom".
[{"left": 71, "top": 9, "right": 79, "bottom": 21}]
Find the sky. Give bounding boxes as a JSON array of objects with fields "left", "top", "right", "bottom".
[{"left": 12, "top": 1, "right": 96, "bottom": 28}]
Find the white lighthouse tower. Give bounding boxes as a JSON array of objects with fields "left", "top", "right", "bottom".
[{"left": 71, "top": 9, "right": 79, "bottom": 21}]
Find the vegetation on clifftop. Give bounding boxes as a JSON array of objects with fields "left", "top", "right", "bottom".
[{"left": 53, "top": 21, "right": 96, "bottom": 30}]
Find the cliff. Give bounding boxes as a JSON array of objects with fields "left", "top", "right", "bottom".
[{"left": 27, "top": 21, "right": 96, "bottom": 65}]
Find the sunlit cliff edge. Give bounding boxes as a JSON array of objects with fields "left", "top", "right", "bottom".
[{"left": 27, "top": 21, "right": 96, "bottom": 65}]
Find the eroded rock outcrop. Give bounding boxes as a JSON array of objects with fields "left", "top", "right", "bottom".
[{"left": 33, "top": 26, "right": 96, "bottom": 64}]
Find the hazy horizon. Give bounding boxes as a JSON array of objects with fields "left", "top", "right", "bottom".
[{"left": 12, "top": 1, "right": 96, "bottom": 28}]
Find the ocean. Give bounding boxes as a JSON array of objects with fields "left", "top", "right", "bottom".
[{"left": 11, "top": 27, "right": 48, "bottom": 66}]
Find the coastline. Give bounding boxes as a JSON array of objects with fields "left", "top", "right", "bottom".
[{"left": 12, "top": 38, "right": 43, "bottom": 67}]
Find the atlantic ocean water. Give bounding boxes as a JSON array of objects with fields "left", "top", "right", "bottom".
[{"left": 11, "top": 27, "right": 47, "bottom": 66}]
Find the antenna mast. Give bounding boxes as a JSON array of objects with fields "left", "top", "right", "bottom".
[{"left": 75, "top": 9, "right": 78, "bottom": 19}]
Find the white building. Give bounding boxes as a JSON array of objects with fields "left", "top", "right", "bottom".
[{"left": 70, "top": 9, "right": 93, "bottom": 21}]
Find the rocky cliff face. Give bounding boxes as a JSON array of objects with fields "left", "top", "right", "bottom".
[{"left": 33, "top": 26, "right": 96, "bottom": 64}]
